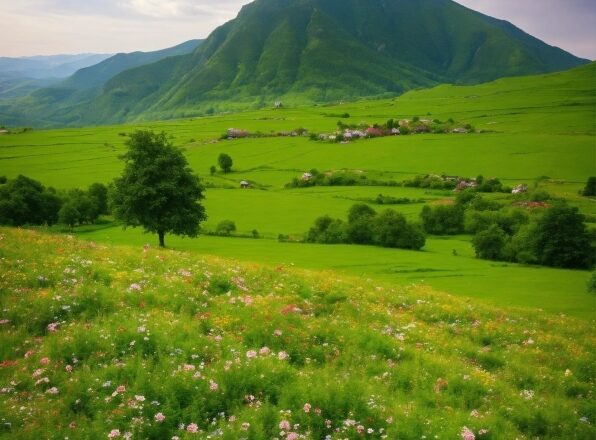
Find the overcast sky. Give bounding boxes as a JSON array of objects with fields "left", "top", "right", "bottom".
[{"left": 1, "top": 0, "right": 595, "bottom": 59}]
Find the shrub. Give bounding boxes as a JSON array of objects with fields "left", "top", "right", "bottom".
[
  {"left": 216, "top": 220, "right": 237, "bottom": 236},
  {"left": 420, "top": 204, "right": 464, "bottom": 235},
  {"left": 218, "top": 153, "right": 233, "bottom": 173},
  {"left": 473, "top": 225, "right": 507, "bottom": 260},
  {"left": 582, "top": 177, "right": 596, "bottom": 197},
  {"left": 372, "top": 209, "right": 425, "bottom": 250},
  {"left": 0, "top": 175, "right": 62, "bottom": 226}
]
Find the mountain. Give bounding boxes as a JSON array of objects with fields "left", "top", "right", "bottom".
[
  {"left": 0, "top": 53, "right": 112, "bottom": 80},
  {"left": 62, "top": 39, "right": 203, "bottom": 91},
  {"left": 2, "top": 0, "right": 588, "bottom": 127},
  {"left": 0, "top": 40, "right": 203, "bottom": 127}
]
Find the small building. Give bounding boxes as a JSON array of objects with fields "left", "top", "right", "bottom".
[
  {"left": 227, "top": 128, "right": 249, "bottom": 139},
  {"left": 274, "top": 101, "right": 283, "bottom": 109},
  {"left": 390, "top": 127, "right": 400, "bottom": 135},
  {"left": 240, "top": 180, "right": 250, "bottom": 189},
  {"left": 0, "top": 130, "right": 8, "bottom": 135},
  {"left": 512, "top": 184, "right": 529, "bottom": 195},
  {"left": 302, "top": 172, "right": 313, "bottom": 181},
  {"left": 452, "top": 127, "right": 467, "bottom": 134}
]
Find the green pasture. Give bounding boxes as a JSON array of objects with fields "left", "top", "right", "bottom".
[{"left": 1, "top": 65, "right": 594, "bottom": 318}]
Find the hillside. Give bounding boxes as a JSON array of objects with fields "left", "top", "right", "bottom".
[
  {"left": 0, "top": 64, "right": 594, "bottom": 319},
  {"left": 0, "top": 53, "right": 112, "bottom": 80},
  {"left": 0, "top": 41, "right": 203, "bottom": 127},
  {"left": 0, "top": 227, "right": 594, "bottom": 439},
  {"left": 2, "top": 0, "right": 588, "bottom": 127}
]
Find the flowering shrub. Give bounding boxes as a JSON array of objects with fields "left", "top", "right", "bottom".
[{"left": 0, "top": 228, "right": 593, "bottom": 439}]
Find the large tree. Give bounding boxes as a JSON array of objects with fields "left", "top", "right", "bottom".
[{"left": 110, "top": 131, "right": 206, "bottom": 247}]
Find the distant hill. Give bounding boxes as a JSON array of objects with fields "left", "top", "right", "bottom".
[
  {"left": 0, "top": 53, "right": 112, "bottom": 80},
  {"left": 1, "top": 0, "right": 588, "bottom": 127},
  {"left": 62, "top": 39, "right": 203, "bottom": 91}
]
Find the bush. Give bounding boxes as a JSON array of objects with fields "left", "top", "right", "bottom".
[
  {"left": 582, "top": 177, "right": 596, "bottom": 197},
  {"left": 371, "top": 209, "right": 425, "bottom": 250},
  {"left": 216, "top": 220, "right": 237, "bottom": 236},
  {"left": 218, "top": 153, "right": 233, "bottom": 173},
  {"left": 473, "top": 225, "right": 507, "bottom": 260},
  {"left": 0, "top": 175, "right": 62, "bottom": 226},
  {"left": 306, "top": 216, "right": 347, "bottom": 244},
  {"left": 420, "top": 204, "right": 464, "bottom": 235}
]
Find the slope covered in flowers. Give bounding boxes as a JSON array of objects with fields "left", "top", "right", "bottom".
[{"left": 0, "top": 228, "right": 594, "bottom": 439}]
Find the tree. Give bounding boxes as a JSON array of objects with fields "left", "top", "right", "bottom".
[
  {"left": 582, "top": 177, "right": 596, "bottom": 197},
  {"left": 531, "top": 203, "right": 593, "bottom": 269},
  {"left": 58, "top": 202, "right": 80, "bottom": 231},
  {"left": 420, "top": 204, "right": 464, "bottom": 235},
  {"left": 110, "top": 130, "right": 206, "bottom": 247},
  {"left": 372, "top": 209, "right": 425, "bottom": 250},
  {"left": 472, "top": 225, "right": 507, "bottom": 260},
  {"left": 218, "top": 153, "right": 233, "bottom": 173},
  {"left": 346, "top": 204, "right": 376, "bottom": 244},
  {"left": 210, "top": 165, "right": 217, "bottom": 176},
  {"left": 88, "top": 183, "right": 109, "bottom": 215},
  {"left": 0, "top": 175, "right": 61, "bottom": 226}
]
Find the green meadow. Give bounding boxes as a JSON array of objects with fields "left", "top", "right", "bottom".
[{"left": 1, "top": 64, "right": 595, "bottom": 319}]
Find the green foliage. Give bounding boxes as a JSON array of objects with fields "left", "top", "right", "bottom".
[
  {"left": 306, "top": 216, "right": 347, "bottom": 244},
  {"left": 473, "top": 225, "right": 507, "bottom": 260},
  {"left": 0, "top": 175, "right": 61, "bottom": 226},
  {"left": 110, "top": 130, "right": 206, "bottom": 247},
  {"left": 218, "top": 153, "right": 233, "bottom": 173},
  {"left": 531, "top": 203, "right": 594, "bottom": 269},
  {"left": 420, "top": 204, "right": 465, "bottom": 235},
  {"left": 371, "top": 209, "right": 425, "bottom": 250},
  {"left": 88, "top": 183, "right": 109, "bottom": 215},
  {"left": 58, "top": 202, "right": 80, "bottom": 230},
  {"left": 216, "top": 220, "right": 237, "bottom": 236},
  {"left": 582, "top": 176, "right": 596, "bottom": 196}
]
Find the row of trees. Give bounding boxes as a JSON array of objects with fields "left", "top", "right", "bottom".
[
  {"left": 306, "top": 204, "right": 425, "bottom": 250},
  {"left": 419, "top": 190, "right": 594, "bottom": 269},
  {"left": 0, "top": 175, "right": 110, "bottom": 230}
]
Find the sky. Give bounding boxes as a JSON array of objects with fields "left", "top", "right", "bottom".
[{"left": 1, "top": 0, "right": 595, "bottom": 59}]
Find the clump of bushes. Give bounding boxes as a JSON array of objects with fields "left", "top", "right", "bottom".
[
  {"left": 286, "top": 169, "right": 400, "bottom": 188},
  {"left": 0, "top": 175, "right": 109, "bottom": 229},
  {"left": 306, "top": 204, "right": 425, "bottom": 250}
]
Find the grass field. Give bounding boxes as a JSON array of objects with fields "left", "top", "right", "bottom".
[
  {"left": 1, "top": 64, "right": 595, "bottom": 320},
  {"left": 0, "top": 228, "right": 594, "bottom": 439}
]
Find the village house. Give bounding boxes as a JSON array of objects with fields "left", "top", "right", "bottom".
[
  {"left": 274, "top": 101, "right": 283, "bottom": 109},
  {"left": 302, "top": 172, "right": 313, "bottom": 181},
  {"left": 240, "top": 180, "right": 250, "bottom": 189},
  {"left": 512, "top": 184, "right": 529, "bottom": 194}
]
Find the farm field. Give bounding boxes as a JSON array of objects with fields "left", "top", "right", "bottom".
[
  {"left": 0, "top": 227, "right": 594, "bottom": 439},
  {"left": 1, "top": 64, "right": 595, "bottom": 320}
]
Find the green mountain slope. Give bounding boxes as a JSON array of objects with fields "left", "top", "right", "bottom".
[{"left": 2, "top": 0, "right": 588, "bottom": 127}]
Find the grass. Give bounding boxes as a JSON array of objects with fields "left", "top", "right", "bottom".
[
  {"left": 0, "top": 227, "right": 594, "bottom": 439},
  {"left": 0, "top": 64, "right": 594, "bottom": 319}
]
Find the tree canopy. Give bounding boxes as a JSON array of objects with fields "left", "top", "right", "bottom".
[{"left": 110, "top": 130, "right": 206, "bottom": 247}]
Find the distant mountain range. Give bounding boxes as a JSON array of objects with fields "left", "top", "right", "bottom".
[
  {"left": 0, "top": 53, "right": 112, "bottom": 80},
  {"left": 0, "top": 0, "right": 589, "bottom": 128}
]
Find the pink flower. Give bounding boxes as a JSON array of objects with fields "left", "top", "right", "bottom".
[
  {"left": 279, "top": 420, "right": 291, "bottom": 430},
  {"left": 356, "top": 425, "right": 365, "bottom": 433},
  {"left": 259, "top": 346, "right": 271, "bottom": 355},
  {"left": 461, "top": 426, "right": 475, "bottom": 440},
  {"left": 209, "top": 380, "right": 218, "bottom": 391},
  {"left": 47, "top": 322, "right": 59, "bottom": 332},
  {"left": 246, "top": 350, "right": 257, "bottom": 359},
  {"left": 65, "top": 365, "right": 73, "bottom": 373},
  {"left": 108, "top": 429, "right": 121, "bottom": 438},
  {"left": 40, "top": 357, "right": 50, "bottom": 366},
  {"left": 303, "top": 403, "right": 311, "bottom": 413},
  {"left": 187, "top": 423, "right": 199, "bottom": 433},
  {"left": 273, "top": 329, "right": 283, "bottom": 337},
  {"left": 183, "top": 364, "right": 195, "bottom": 371},
  {"left": 116, "top": 385, "right": 126, "bottom": 393},
  {"left": 46, "top": 387, "right": 59, "bottom": 394},
  {"left": 278, "top": 351, "right": 289, "bottom": 361},
  {"left": 287, "top": 433, "right": 299, "bottom": 440},
  {"left": 154, "top": 412, "right": 166, "bottom": 423}
]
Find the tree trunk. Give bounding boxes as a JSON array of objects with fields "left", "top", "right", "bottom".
[{"left": 158, "top": 230, "right": 165, "bottom": 248}]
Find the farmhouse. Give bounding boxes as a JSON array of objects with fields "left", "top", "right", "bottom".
[
  {"left": 240, "top": 180, "right": 250, "bottom": 189},
  {"left": 0, "top": 129, "right": 8, "bottom": 135},
  {"left": 227, "top": 128, "right": 249, "bottom": 139},
  {"left": 512, "top": 184, "right": 529, "bottom": 194},
  {"left": 302, "top": 172, "right": 313, "bottom": 181}
]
